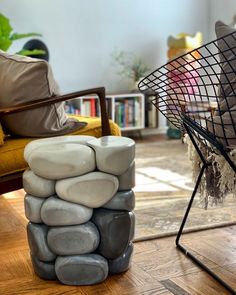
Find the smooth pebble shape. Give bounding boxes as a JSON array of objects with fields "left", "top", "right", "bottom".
[
  {"left": 102, "top": 190, "right": 135, "bottom": 211},
  {"left": 47, "top": 222, "right": 100, "bottom": 255},
  {"left": 30, "top": 254, "right": 57, "bottom": 280},
  {"left": 24, "top": 194, "right": 45, "bottom": 223},
  {"left": 23, "top": 169, "right": 55, "bottom": 198},
  {"left": 88, "top": 136, "right": 135, "bottom": 175},
  {"left": 28, "top": 143, "right": 96, "bottom": 179},
  {"left": 118, "top": 161, "right": 135, "bottom": 190},
  {"left": 92, "top": 209, "right": 135, "bottom": 259},
  {"left": 56, "top": 172, "right": 118, "bottom": 208},
  {"left": 55, "top": 254, "right": 108, "bottom": 285},
  {"left": 24, "top": 135, "right": 95, "bottom": 162},
  {"left": 27, "top": 222, "right": 56, "bottom": 262},
  {"left": 41, "top": 196, "right": 93, "bottom": 226},
  {"left": 108, "top": 243, "right": 134, "bottom": 274}
]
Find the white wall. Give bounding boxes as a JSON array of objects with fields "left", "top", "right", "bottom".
[
  {"left": 0, "top": 0, "right": 209, "bottom": 94},
  {"left": 209, "top": 0, "right": 236, "bottom": 40}
]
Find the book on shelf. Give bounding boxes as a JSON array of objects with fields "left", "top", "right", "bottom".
[
  {"left": 64, "top": 93, "right": 144, "bottom": 130},
  {"left": 114, "top": 96, "right": 142, "bottom": 128},
  {"left": 145, "top": 95, "right": 158, "bottom": 128},
  {"left": 65, "top": 101, "right": 81, "bottom": 115}
]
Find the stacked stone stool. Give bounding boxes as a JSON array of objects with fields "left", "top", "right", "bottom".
[{"left": 23, "top": 135, "right": 135, "bottom": 285}]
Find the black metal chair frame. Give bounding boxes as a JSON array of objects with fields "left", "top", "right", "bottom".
[{"left": 139, "top": 30, "right": 236, "bottom": 294}]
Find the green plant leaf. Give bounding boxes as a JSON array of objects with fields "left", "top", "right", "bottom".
[
  {"left": 10, "top": 32, "right": 42, "bottom": 41},
  {"left": 16, "top": 49, "right": 46, "bottom": 56},
  {"left": 0, "top": 39, "right": 12, "bottom": 51},
  {"left": 0, "top": 13, "right": 12, "bottom": 38}
]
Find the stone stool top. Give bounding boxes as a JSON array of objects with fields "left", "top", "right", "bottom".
[
  {"left": 24, "top": 135, "right": 95, "bottom": 162},
  {"left": 88, "top": 136, "right": 135, "bottom": 175},
  {"left": 27, "top": 143, "right": 96, "bottom": 180}
]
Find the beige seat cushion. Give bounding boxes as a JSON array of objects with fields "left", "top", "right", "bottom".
[{"left": 0, "top": 50, "right": 84, "bottom": 137}]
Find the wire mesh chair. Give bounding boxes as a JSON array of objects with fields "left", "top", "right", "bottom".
[{"left": 139, "top": 30, "right": 236, "bottom": 294}]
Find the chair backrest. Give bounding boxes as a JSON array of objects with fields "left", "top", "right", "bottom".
[{"left": 139, "top": 29, "right": 236, "bottom": 150}]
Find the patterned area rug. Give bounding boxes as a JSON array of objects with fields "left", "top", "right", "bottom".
[{"left": 133, "top": 135, "right": 236, "bottom": 241}]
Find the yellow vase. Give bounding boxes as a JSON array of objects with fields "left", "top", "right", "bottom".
[{"left": 167, "top": 32, "right": 202, "bottom": 50}]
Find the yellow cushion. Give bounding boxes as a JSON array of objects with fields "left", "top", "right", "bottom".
[
  {"left": 0, "top": 116, "right": 121, "bottom": 177},
  {"left": 0, "top": 123, "right": 4, "bottom": 146},
  {"left": 69, "top": 115, "right": 121, "bottom": 137}
]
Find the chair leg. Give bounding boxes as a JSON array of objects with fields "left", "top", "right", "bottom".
[{"left": 175, "top": 163, "right": 236, "bottom": 295}]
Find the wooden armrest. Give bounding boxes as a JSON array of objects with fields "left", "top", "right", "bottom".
[{"left": 0, "top": 87, "right": 111, "bottom": 136}]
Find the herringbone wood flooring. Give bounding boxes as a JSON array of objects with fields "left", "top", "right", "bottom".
[{"left": 1, "top": 189, "right": 236, "bottom": 295}]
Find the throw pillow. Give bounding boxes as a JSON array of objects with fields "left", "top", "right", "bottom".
[
  {"left": 207, "top": 21, "right": 236, "bottom": 146},
  {"left": 0, "top": 51, "right": 86, "bottom": 137}
]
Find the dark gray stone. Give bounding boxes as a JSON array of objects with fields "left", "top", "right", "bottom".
[
  {"left": 47, "top": 222, "right": 100, "bottom": 255},
  {"left": 30, "top": 254, "right": 57, "bottom": 280},
  {"left": 24, "top": 194, "right": 45, "bottom": 223},
  {"left": 92, "top": 209, "right": 135, "bottom": 259},
  {"left": 27, "top": 222, "right": 56, "bottom": 262},
  {"left": 41, "top": 196, "right": 93, "bottom": 226},
  {"left": 108, "top": 243, "right": 134, "bottom": 274},
  {"left": 129, "top": 212, "right": 135, "bottom": 242},
  {"left": 118, "top": 161, "right": 135, "bottom": 190},
  {"left": 55, "top": 254, "right": 108, "bottom": 285},
  {"left": 102, "top": 190, "right": 135, "bottom": 211}
]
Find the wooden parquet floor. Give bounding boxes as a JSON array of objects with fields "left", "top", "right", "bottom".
[{"left": 1, "top": 190, "right": 236, "bottom": 294}]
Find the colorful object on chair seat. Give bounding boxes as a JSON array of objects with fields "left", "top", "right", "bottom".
[{"left": 166, "top": 31, "right": 202, "bottom": 139}]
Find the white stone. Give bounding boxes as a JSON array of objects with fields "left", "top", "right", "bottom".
[
  {"left": 24, "top": 194, "right": 45, "bottom": 223},
  {"left": 56, "top": 172, "right": 119, "bottom": 208},
  {"left": 23, "top": 169, "right": 55, "bottom": 198},
  {"left": 41, "top": 196, "right": 93, "bottom": 226},
  {"left": 27, "top": 143, "right": 96, "bottom": 180},
  {"left": 118, "top": 161, "right": 135, "bottom": 190},
  {"left": 88, "top": 136, "right": 135, "bottom": 175},
  {"left": 24, "top": 135, "right": 95, "bottom": 162}
]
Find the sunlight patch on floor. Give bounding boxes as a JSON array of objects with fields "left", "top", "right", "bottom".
[{"left": 134, "top": 166, "right": 193, "bottom": 193}]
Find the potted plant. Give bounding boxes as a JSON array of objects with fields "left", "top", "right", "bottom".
[
  {"left": 0, "top": 12, "right": 45, "bottom": 56},
  {"left": 112, "top": 49, "right": 150, "bottom": 90}
]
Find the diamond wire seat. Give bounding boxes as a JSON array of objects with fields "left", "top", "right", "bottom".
[{"left": 139, "top": 23, "right": 236, "bottom": 294}]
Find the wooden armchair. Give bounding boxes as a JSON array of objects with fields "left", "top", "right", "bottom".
[{"left": 0, "top": 87, "right": 120, "bottom": 195}]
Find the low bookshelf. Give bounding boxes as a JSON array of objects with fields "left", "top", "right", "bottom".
[{"left": 65, "top": 93, "right": 145, "bottom": 132}]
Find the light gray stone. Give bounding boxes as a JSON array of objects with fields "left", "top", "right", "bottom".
[
  {"left": 23, "top": 169, "right": 55, "bottom": 198},
  {"left": 28, "top": 143, "right": 96, "bottom": 180},
  {"left": 108, "top": 243, "right": 134, "bottom": 274},
  {"left": 88, "top": 136, "right": 135, "bottom": 175},
  {"left": 102, "top": 190, "right": 135, "bottom": 211},
  {"left": 118, "top": 161, "right": 135, "bottom": 190},
  {"left": 92, "top": 209, "right": 135, "bottom": 259},
  {"left": 24, "top": 135, "right": 95, "bottom": 162},
  {"left": 47, "top": 222, "right": 100, "bottom": 255},
  {"left": 27, "top": 222, "right": 56, "bottom": 262},
  {"left": 30, "top": 254, "right": 57, "bottom": 280},
  {"left": 41, "top": 196, "right": 93, "bottom": 226},
  {"left": 24, "top": 194, "right": 45, "bottom": 223},
  {"left": 56, "top": 172, "right": 119, "bottom": 208},
  {"left": 55, "top": 254, "right": 108, "bottom": 285}
]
